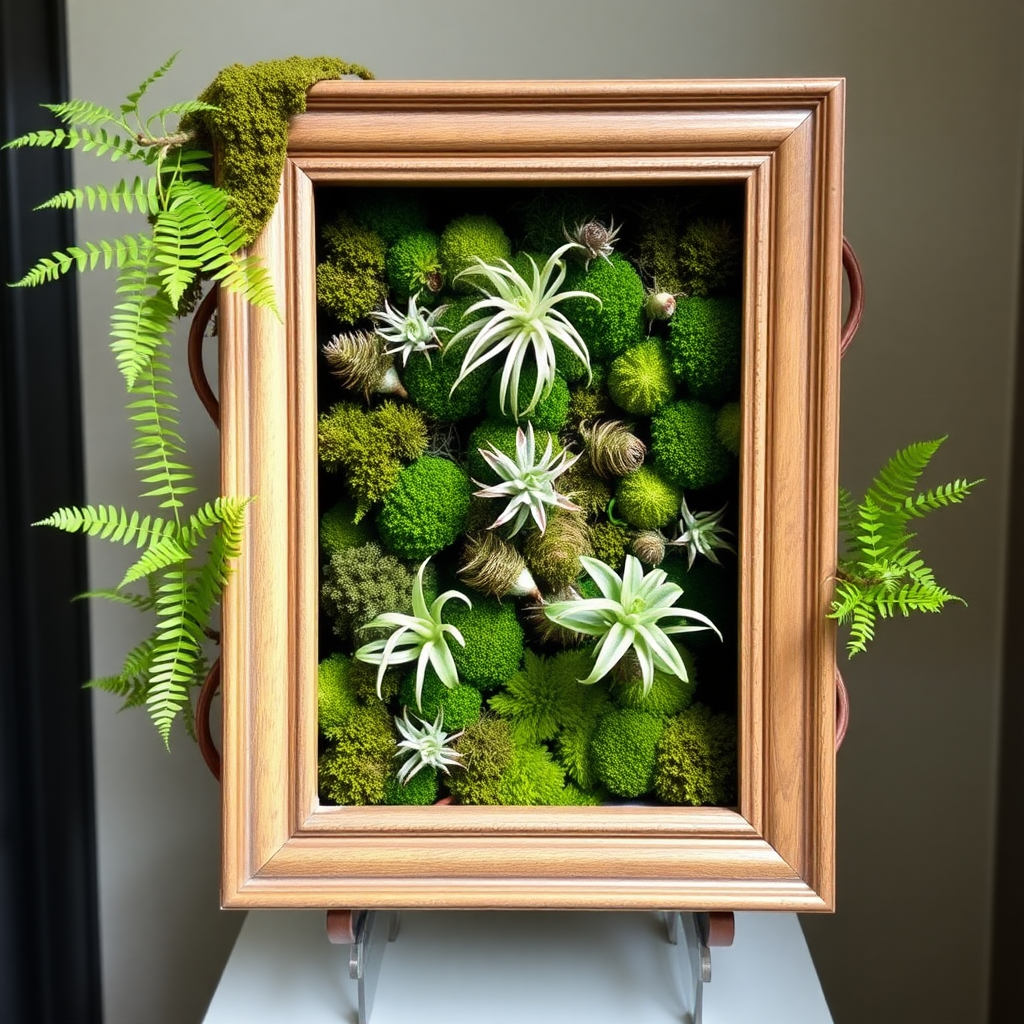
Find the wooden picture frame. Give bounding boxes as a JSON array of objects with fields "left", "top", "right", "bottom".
[{"left": 219, "top": 79, "right": 844, "bottom": 912}]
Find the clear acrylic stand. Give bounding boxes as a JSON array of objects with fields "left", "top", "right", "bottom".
[{"left": 330, "top": 909, "right": 727, "bottom": 1024}]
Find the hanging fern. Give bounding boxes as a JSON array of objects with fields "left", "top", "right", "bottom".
[
  {"left": 829, "top": 437, "right": 982, "bottom": 657},
  {"left": 5, "top": 54, "right": 289, "bottom": 746}
]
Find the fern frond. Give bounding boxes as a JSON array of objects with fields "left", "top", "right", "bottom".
[
  {"left": 40, "top": 99, "right": 118, "bottom": 127},
  {"left": 846, "top": 603, "right": 877, "bottom": 657},
  {"left": 110, "top": 254, "right": 176, "bottom": 389},
  {"left": 11, "top": 232, "right": 150, "bottom": 287},
  {"left": 160, "top": 148, "right": 210, "bottom": 177},
  {"left": 865, "top": 438, "right": 945, "bottom": 513},
  {"left": 152, "top": 100, "right": 219, "bottom": 120},
  {"left": 119, "top": 533, "right": 192, "bottom": 589},
  {"left": 838, "top": 485, "right": 856, "bottom": 543},
  {"left": 34, "top": 504, "right": 179, "bottom": 546},
  {"left": 147, "top": 568, "right": 203, "bottom": 747},
  {"left": 879, "top": 582, "right": 963, "bottom": 619},
  {"left": 87, "top": 635, "right": 157, "bottom": 710},
  {"left": 902, "top": 478, "right": 983, "bottom": 519},
  {"left": 76, "top": 587, "right": 157, "bottom": 612},
  {"left": 122, "top": 53, "right": 179, "bottom": 115},
  {"left": 186, "top": 498, "right": 249, "bottom": 625},
  {"left": 35, "top": 177, "right": 160, "bottom": 216}
]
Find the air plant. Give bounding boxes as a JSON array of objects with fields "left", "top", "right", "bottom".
[
  {"left": 564, "top": 217, "right": 621, "bottom": 269},
  {"left": 668, "top": 497, "right": 736, "bottom": 569},
  {"left": 370, "top": 292, "right": 449, "bottom": 366},
  {"left": 579, "top": 419, "right": 646, "bottom": 479},
  {"left": 355, "top": 557, "right": 471, "bottom": 707},
  {"left": 321, "top": 330, "right": 408, "bottom": 399},
  {"left": 473, "top": 422, "right": 581, "bottom": 536},
  {"left": 449, "top": 242, "right": 598, "bottom": 420},
  {"left": 644, "top": 284, "right": 681, "bottom": 324},
  {"left": 394, "top": 707, "right": 463, "bottom": 784},
  {"left": 459, "top": 532, "right": 541, "bottom": 601},
  {"left": 543, "top": 554, "right": 720, "bottom": 694}
]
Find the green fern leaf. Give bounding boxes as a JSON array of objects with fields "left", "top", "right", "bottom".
[
  {"left": 153, "top": 100, "right": 219, "bottom": 120},
  {"left": 40, "top": 99, "right": 117, "bottom": 127},
  {"left": 76, "top": 587, "right": 158, "bottom": 612},
  {"left": 110, "top": 255, "right": 176, "bottom": 388},
  {"left": 119, "top": 533, "right": 192, "bottom": 589},
  {"left": 34, "top": 504, "right": 179, "bottom": 547},
  {"left": 11, "top": 232, "right": 150, "bottom": 287},
  {"left": 902, "top": 478, "right": 983, "bottom": 519},
  {"left": 122, "top": 52, "right": 180, "bottom": 115},
  {"left": 865, "top": 438, "right": 945, "bottom": 513}
]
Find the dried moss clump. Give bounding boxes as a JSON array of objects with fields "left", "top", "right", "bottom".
[
  {"left": 654, "top": 704, "right": 737, "bottom": 806},
  {"left": 523, "top": 509, "right": 592, "bottom": 591},
  {"left": 321, "top": 542, "right": 415, "bottom": 642},
  {"left": 317, "top": 213, "right": 388, "bottom": 325},
  {"left": 184, "top": 57, "right": 373, "bottom": 245}
]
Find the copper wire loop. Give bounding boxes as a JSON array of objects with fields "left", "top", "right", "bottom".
[
  {"left": 196, "top": 657, "right": 221, "bottom": 782},
  {"left": 187, "top": 285, "right": 220, "bottom": 428},
  {"left": 188, "top": 242, "right": 864, "bottom": 777}
]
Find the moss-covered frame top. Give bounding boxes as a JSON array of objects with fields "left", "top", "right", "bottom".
[{"left": 219, "top": 79, "right": 844, "bottom": 912}]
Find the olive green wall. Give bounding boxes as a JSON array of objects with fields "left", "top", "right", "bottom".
[{"left": 66, "top": 1, "right": 1024, "bottom": 1021}]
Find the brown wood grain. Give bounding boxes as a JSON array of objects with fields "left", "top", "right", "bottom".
[{"left": 220, "top": 79, "right": 843, "bottom": 912}]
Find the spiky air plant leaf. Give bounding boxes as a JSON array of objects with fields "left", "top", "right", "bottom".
[
  {"left": 579, "top": 419, "right": 646, "bottom": 479},
  {"left": 394, "top": 707, "right": 463, "bottom": 784},
  {"left": 450, "top": 242, "right": 598, "bottom": 420},
  {"left": 564, "top": 217, "right": 621, "bottom": 269},
  {"left": 370, "top": 292, "right": 449, "bottom": 366},
  {"left": 321, "top": 330, "right": 407, "bottom": 399},
  {"left": 473, "top": 422, "right": 581, "bottom": 536},
  {"left": 460, "top": 532, "right": 541, "bottom": 600},
  {"left": 543, "top": 554, "right": 720, "bottom": 694},
  {"left": 523, "top": 587, "right": 587, "bottom": 648},
  {"left": 668, "top": 497, "right": 736, "bottom": 569},
  {"left": 355, "top": 558, "right": 471, "bottom": 708}
]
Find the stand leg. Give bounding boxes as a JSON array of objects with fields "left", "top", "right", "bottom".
[
  {"left": 326, "top": 909, "right": 400, "bottom": 1024},
  {"left": 665, "top": 912, "right": 721, "bottom": 1024}
]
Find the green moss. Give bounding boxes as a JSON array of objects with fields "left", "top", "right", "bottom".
[
  {"left": 321, "top": 542, "right": 415, "bottom": 642},
  {"left": 558, "top": 459, "right": 612, "bottom": 520},
  {"left": 442, "top": 597, "right": 524, "bottom": 689},
  {"left": 439, "top": 214, "right": 511, "bottom": 292},
  {"left": 654, "top": 704, "right": 737, "bottom": 806},
  {"left": 376, "top": 457, "right": 472, "bottom": 560},
  {"left": 497, "top": 743, "right": 566, "bottom": 805},
  {"left": 446, "top": 715, "right": 515, "bottom": 804},
  {"left": 636, "top": 197, "right": 682, "bottom": 296},
  {"left": 614, "top": 660, "right": 697, "bottom": 716},
  {"left": 489, "top": 649, "right": 599, "bottom": 745},
  {"left": 184, "top": 57, "right": 373, "bottom": 246},
  {"left": 666, "top": 297, "right": 742, "bottom": 402},
  {"left": 615, "top": 467, "right": 681, "bottom": 530},
  {"left": 318, "top": 401, "right": 427, "bottom": 520},
  {"left": 517, "top": 191, "right": 594, "bottom": 252},
  {"left": 386, "top": 229, "right": 443, "bottom": 300},
  {"left": 351, "top": 191, "right": 428, "bottom": 244},
  {"left": 318, "top": 703, "right": 395, "bottom": 805},
  {"left": 590, "top": 709, "right": 665, "bottom": 798},
  {"left": 316, "top": 212, "right": 388, "bottom": 325},
  {"left": 466, "top": 420, "right": 562, "bottom": 486},
  {"left": 349, "top": 656, "right": 401, "bottom": 705},
  {"left": 677, "top": 219, "right": 741, "bottom": 298},
  {"left": 485, "top": 366, "right": 570, "bottom": 432},
  {"left": 522, "top": 509, "right": 592, "bottom": 591},
  {"left": 567, "top": 381, "right": 609, "bottom": 423},
  {"left": 607, "top": 339, "right": 675, "bottom": 416},
  {"left": 553, "top": 784, "right": 605, "bottom": 806},
  {"left": 562, "top": 254, "right": 645, "bottom": 360},
  {"left": 650, "top": 400, "right": 734, "bottom": 490},
  {"left": 319, "top": 499, "right": 372, "bottom": 557},
  {"left": 402, "top": 297, "right": 491, "bottom": 421},
  {"left": 317, "top": 653, "right": 359, "bottom": 732},
  {"left": 588, "top": 521, "right": 633, "bottom": 572},
  {"left": 383, "top": 765, "right": 438, "bottom": 805},
  {"left": 716, "top": 402, "right": 742, "bottom": 457},
  {"left": 399, "top": 672, "right": 482, "bottom": 731}
]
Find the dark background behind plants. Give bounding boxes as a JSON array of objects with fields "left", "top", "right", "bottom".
[{"left": 4, "top": 1, "right": 1022, "bottom": 1022}]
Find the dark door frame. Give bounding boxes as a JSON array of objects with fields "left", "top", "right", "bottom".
[{"left": 0, "top": 2, "right": 102, "bottom": 1021}]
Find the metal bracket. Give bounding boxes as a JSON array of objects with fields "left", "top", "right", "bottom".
[
  {"left": 327, "top": 909, "right": 400, "bottom": 1024},
  {"left": 665, "top": 912, "right": 713, "bottom": 1024}
]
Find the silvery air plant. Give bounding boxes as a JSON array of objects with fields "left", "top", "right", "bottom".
[
  {"left": 394, "top": 707, "right": 463, "bottom": 784},
  {"left": 321, "top": 329, "right": 408, "bottom": 400},
  {"left": 354, "top": 557, "right": 471, "bottom": 709},
  {"left": 449, "top": 242, "right": 599, "bottom": 420},
  {"left": 473, "top": 421, "right": 581, "bottom": 536},
  {"left": 668, "top": 497, "right": 736, "bottom": 568},
  {"left": 564, "top": 217, "right": 621, "bottom": 269},
  {"left": 370, "top": 291, "right": 449, "bottom": 366},
  {"left": 543, "top": 554, "right": 721, "bottom": 694}
]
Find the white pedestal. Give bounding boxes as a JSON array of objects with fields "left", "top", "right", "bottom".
[{"left": 203, "top": 909, "right": 833, "bottom": 1023}]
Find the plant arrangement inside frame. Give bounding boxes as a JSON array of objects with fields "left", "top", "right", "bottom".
[{"left": 313, "top": 183, "right": 746, "bottom": 807}]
